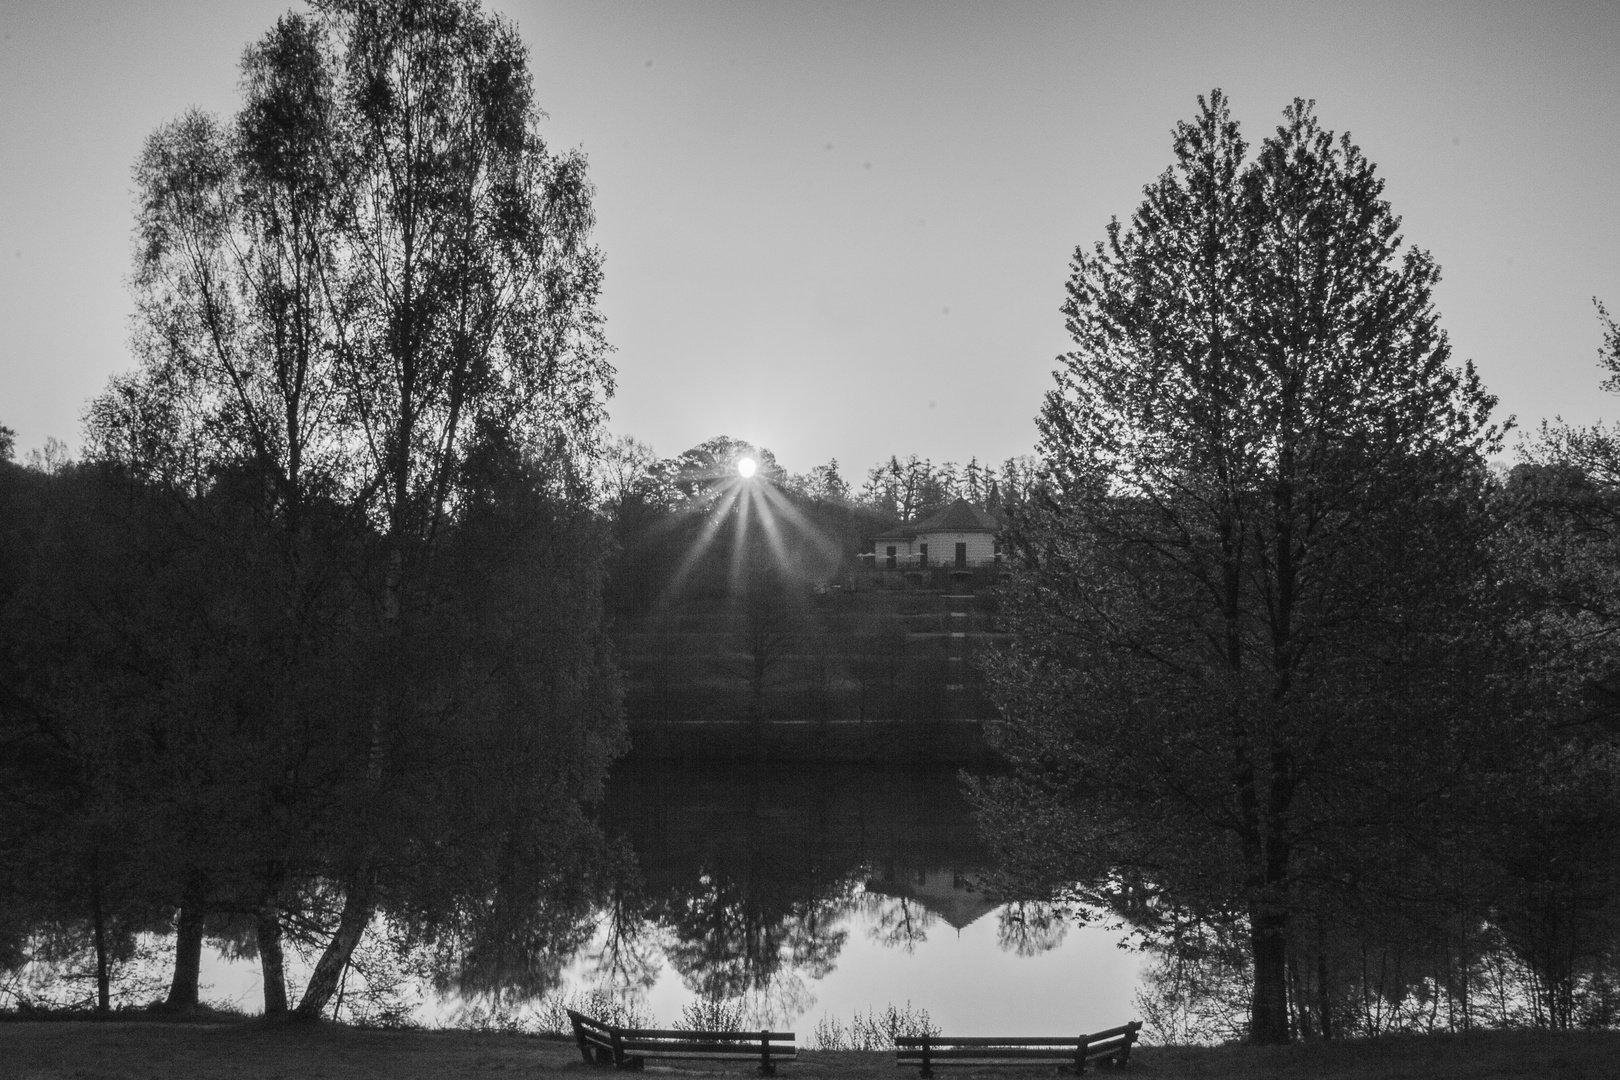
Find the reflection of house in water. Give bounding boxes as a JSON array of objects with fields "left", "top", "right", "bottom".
[{"left": 864, "top": 867, "right": 998, "bottom": 930}]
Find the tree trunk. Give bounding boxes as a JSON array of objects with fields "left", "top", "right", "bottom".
[
  {"left": 294, "top": 872, "right": 372, "bottom": 1020},
  {"left": 257, "top": 907, "right": 289, "bottom": 1016},
  {"left": 91, "top": 860, "right": 110, "bottom": 1015},
  {"left": 1249, "top": 903, "right": 1291, "bottom": 1044},
  {"left": 1316, "top": 919, "right": 1333, "bottom": 1040},
  {"left": 165, "top": 893, "right": 206, "bottom": 1010},
  {"left": 1287, "top": 953, "right": 1311, "bottom": 1038}
]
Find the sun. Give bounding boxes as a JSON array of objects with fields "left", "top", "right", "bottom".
[{"left": 736, "top": 456, "right": 758, "bottom": 479}]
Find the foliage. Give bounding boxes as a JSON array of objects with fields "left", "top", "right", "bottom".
[
  {"left": 1, "top": 0, "right": 621, "bottom": 1023},
  {"left": 810, "top": 1002, "right": 939, "bottom": 1050},
  {"left": 975, "top": 90, "right": 1507, "bottom": 1044},
  {"left": 675, "top": 997, "right": 746, "bottom": 1032},
  {"left": 536, "top": 988, "right": 652, "bottom": 1032},
  {"left": 855, "top": 454, "right": 1034, "bottom": 521}
]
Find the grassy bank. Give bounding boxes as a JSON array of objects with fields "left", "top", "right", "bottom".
[{"left": 2, "top": 1021, "right": 1618, "bottom": 1080}]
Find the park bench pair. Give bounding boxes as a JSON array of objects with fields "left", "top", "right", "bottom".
[{"left": 567, "top": 1009, "right": 1141, "bottom": 1076}]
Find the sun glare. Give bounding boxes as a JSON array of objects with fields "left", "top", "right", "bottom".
[{"left": 652, "top": 445, "right": 846, "bottom": 612}]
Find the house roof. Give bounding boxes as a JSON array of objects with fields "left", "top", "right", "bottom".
[
  {"left": 863, "top": 868, "right": 999, "bottom": 931},
  {"left": 910, "top": 498, "right": 1000, "bottom": 534},
  {"left": 871, "top": 499, "right": 1001, "bottom": 542}
]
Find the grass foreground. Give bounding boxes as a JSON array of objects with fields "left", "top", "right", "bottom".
[{"left": 1, "top": 1020, "right": 1617, "bottom": 1080}]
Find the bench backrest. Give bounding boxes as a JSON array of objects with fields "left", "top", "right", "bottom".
[
  {"left": 613, "top": 1027, "right": 794, "bottom": 1044},
  {"left": 896, "top": 1020, "right": 1141, "bottom": 1073}
]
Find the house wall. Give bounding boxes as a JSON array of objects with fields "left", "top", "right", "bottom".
[
  {"left": 874, "top": 537, "right": 913, "bottom": 568},
  {"left": 873, "top": 531, "right": 997, "bottom": 568},
  {"left": 917, "top": 530, "right": 996, "bottom": 567}
]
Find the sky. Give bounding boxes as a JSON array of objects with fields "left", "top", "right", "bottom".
[{"left": 3, "top": 1, "right": 1619, "bottom": 477}]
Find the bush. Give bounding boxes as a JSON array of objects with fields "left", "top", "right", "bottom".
[{"left": 811, "top": 1002, "right": 938, "bottom": 1050}]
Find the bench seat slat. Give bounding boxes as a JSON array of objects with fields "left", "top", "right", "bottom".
[
  {"left": 897, "top": 1037, "right": 1083, "bottom": 1047},
  {"left": 899, "top": 1048, "right": 1079, "bottom": 1061},
  {"left": 625, "top": 1028, "right": 795, "bottom": 1040},
  {"left": 626, "top": 1049, "right": 801, "bottom": 1061},
  {"left": 902, "top": 1060, "right": 1077, "bottom": 1069},
  {"left": 622, "top": 1040, "right": 798, "bottom": 1056}
]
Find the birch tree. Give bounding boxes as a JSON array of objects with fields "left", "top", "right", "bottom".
[{"left": 91, "top": 0, "right": 618, "bottom": 1019}]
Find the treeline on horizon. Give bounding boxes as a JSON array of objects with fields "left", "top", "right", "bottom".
[{"left": 598, "top": 433, "right": 1039, "bottom": 523}]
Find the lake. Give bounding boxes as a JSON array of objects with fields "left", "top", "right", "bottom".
[{"left": 199, "top": 764, "right": 1144, "bottom": 1037}]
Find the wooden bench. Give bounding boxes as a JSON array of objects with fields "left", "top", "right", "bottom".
[
  {"left": 568, "top": 1009, "right": 798, "bottom": 1075},
  {"left": 896, "top": 1022, "right": 1143, "bottom": 1077}
]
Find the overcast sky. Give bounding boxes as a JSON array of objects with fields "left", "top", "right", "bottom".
[{"left": 3, "top": 0, "right": 1619, "bottom": 476}]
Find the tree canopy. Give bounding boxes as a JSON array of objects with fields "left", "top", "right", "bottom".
[
  {"left": 2, "top": 0, "right": 623, "bottom": 1020},
  {"left": 976, "top": 91, "right": 1509, "bottom": 1044}
]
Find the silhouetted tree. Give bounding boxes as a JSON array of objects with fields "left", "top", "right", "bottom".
[
  {"left": 975, "top": 92, "right": 1505, "bottom": 1044},
  {"left": 89, "top": 0, "right": 618, "bottom": 1018}
]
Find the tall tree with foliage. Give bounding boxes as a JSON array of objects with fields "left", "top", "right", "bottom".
[
  {"left": 89, "top": 0, "right": 619, "bottom": 1019},
  {"left": 975, "top": 92, "right": 1504, "bottom": 1044},
  {"left": 1482, "top": 303, "right": 1620, "bottom": 1028}
]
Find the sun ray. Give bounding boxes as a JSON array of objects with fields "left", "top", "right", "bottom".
[
  {"left": 751, "top": 485, "right": 798, "bottom": 582},
  {"left": 637, "top": 483, "right": 727, "bottom": 543},
  {"left": 655, "top": 484, "right": 741, "bottom": 610},
  {"left": 727, "top": 484, "right": 755, "bottom": 596},
  {"left": 757, "top": 481, "right": 846, "bottom": 567}
]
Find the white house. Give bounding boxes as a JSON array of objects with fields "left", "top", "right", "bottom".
[{"left": 872, "top": 498, "right": 1000, "bottom": 570}]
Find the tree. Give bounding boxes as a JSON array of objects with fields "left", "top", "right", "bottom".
[
  {"left": 662, "top": 436, "right": 781, "bottom": 502},
  {"left": 975, "top": 92, "right": 1504, "bottom": 1044},
  {"left": 787, "top": 459, "right": 850, "bottom": 504},
  {"left": 1480, "top": 308, "right": 1620, "bottom": 1028},
  {"left": 858, "top": 455, "right": 953, "bottom": 521},
  {"left": 89, "top": 0, "right": 618, "bottom": 1019}
]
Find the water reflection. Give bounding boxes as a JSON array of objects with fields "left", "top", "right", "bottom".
[
  {"left": 581, "top": 763, "right": 1091, "bottom": 1028},
  {"left": 12, "top": 764, "right": 1143, "bottom": 1033}
]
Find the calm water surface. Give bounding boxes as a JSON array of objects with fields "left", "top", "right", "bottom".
[{"left": 202, "top": 765, "right": 1143, "bottom": 1035}]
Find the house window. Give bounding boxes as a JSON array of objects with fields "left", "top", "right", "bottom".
[
  {"left": 955, "top": 542, "right": 967, "bottom": 569},
  {"left": 886, "top": 545, "right": 896, "bottom": 570},
  {"left": 919, "top": 543, "right": 928, "bottom": 568}
]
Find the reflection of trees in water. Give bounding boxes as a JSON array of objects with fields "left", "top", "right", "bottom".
[
  {"left": 578, "top": 878, "right": 665, "bottom": 998},
  {"left": 1123, "top": 887, "right": 1620, "bottom": 1044},
  {"left": 653, "top": 854, "right": 855, "bottom": 1027},
  {"left": 6, "top": 767, "right": 1121, "bottom": 1023},
  {"left": 997, "top": 902, "right": 1070, "bottom": 958},
  {"left": 1130, "top": 916, "right": 1253, "bottom": 1046},
  {"left": 594, "top": 766, "right": 993, "bottom": 1025},
  {"left": 861, "top": 894, "right": 934, "bottom": 953}
]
